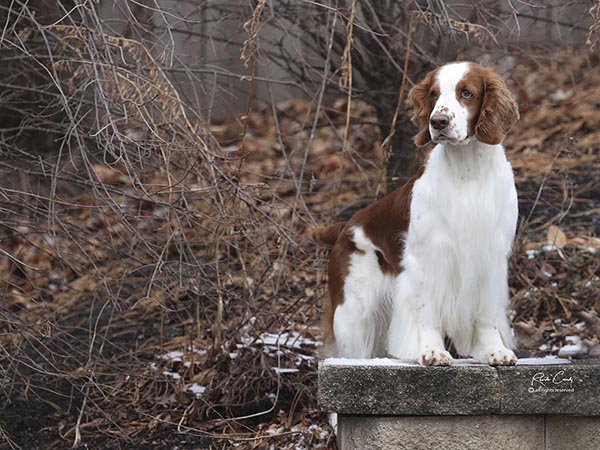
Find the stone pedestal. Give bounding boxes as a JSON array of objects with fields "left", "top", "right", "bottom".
[{"left": 318, "top": 358, "right": 600, "bottom": 450}]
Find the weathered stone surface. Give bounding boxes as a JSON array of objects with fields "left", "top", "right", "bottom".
[
  {"left": 338, "top": 415, "right": 544, "bottom": 450},
  {"left": 318, "top": 360, "right": 500, "bottom": 415},
  {"left": 321, "top": 359, "right": 600, "bottom": 449},
  {"left": 546, "top": 416, "right": 600, "bottom": 450},
  {"left": 319, "top": 359, "right": 600, "bottom": 416},
  {"left": 497, "top": 360, "right": 600, "bottom": 415}
]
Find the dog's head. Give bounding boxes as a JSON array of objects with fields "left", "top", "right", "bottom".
[{"left": 408, "top": 62, "right": 519, "bottom": 147}]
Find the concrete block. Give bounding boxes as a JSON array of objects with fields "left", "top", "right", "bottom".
[
  {"left": 545, "top": 416, "right": 600, "bottom": 450},
  {"left": 319, "top": 360, "right": 499, "bottom": 415},
  {"left": 338, "top": 415, "right": 544, "bottom": 450},
  {"left": 319, "top": 358, "right": 600, "bottom": 416},
  {"left": 497, "top": 361, "right": 600, "bottom": 415}
]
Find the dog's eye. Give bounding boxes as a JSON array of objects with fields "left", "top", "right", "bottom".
[
  {"left": 430, "top": 91, "right": 437, "bottom": 100},
  {"left": 461, "top": 89, "right": 472, "bottom": 99}
]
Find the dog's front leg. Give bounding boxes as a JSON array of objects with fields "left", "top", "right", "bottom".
[
  {"left": 473, "top": 263, "right": 517, "bottom": 366},
  {"left": 417, "top": 302, "right": 453, "bottom": 366},
  {"left": 474, "top": 320, "right": 517, "bottom": 366}
]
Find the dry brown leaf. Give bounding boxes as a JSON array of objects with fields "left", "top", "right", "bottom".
[
  {"left": 319, "top": 154, "right": 351, "bottom": 175},
  {"left": 547, "top": 225, "right": 567, "bottom": 248},
  {"left": 513, "top": 321, "right": 546, "bottom": 351},
  {"left": 92, "top": 164, "right": 127, "bottom": 185},
  {"left": 570, "top": 236, "right": 600, "bottom": 249}
]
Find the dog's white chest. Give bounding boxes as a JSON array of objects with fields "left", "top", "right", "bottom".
[
  {"left": 407, "top": 144, "right": 517, "bottom": 259},
  {"left": 428, "top": 168, "right": 498, "bottom": 253}
]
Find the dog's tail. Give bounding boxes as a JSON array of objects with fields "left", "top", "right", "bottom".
[{"left": 311, "top": 221, "right": 346, "bottom": 247}]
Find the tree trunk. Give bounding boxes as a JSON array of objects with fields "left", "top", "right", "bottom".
[{"left": 380, "top": 107, "right": 420, "bottom": 193}]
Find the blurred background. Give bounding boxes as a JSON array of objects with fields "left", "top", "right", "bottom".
[{"left": 1, "top": 1, "right": 599, "bottom": 448}]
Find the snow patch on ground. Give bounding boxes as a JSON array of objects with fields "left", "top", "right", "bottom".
[
  {"left": 160, "top": 346, "right": 207, "bottom": 362},
  {"left": 162, "top": 370, "right": 181, "bottom": 380},
  {"left": 272, "top": 367, "right": 300, "bottom": 374},
  {"left": 558, "top": 335, "right": 587, "bottom": 357},
  {"left": 526, "top": 244, "right": 564, "bottom": 259},
  {"left": 160, "top": 350, "right": 184, "bottom": 362},
  {"left": 526, "top": 241, "right": 599, "bottom": 261},
  {"left": 187, "top": 383, "right": 206, "bottom": 397},
  {"left": 243, "top": 330, "right": 319, "bottom": 350},
  {"left": 243, "top": 328, "right": 319, "bottom": 374}
]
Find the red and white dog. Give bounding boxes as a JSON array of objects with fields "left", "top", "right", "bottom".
[{"left": 314, "top": 62, "right": 520, "bottom": 366}]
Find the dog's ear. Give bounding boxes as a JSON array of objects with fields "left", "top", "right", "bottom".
[
  {"left": 408, "top": 69, "right": 437, "bottom": 147},
  {"left": 475, "top": 69, "right": 519, "bottom": 145}
]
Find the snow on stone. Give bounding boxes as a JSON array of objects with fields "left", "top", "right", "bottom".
[
  {"left": 516, "top": 356, "right": 571, "bottom": 365},
  {"left": 324, "top": 357, "right": 415, "bottom": 366},
  {"left": 324, "top": 357, "right": 487, "bottom": 367},
  {"left": 452, "top": 358, "right": 486, "bottom": 366},
  {"left": 324, "top": 356, "right": 572, "bottom": 366}
]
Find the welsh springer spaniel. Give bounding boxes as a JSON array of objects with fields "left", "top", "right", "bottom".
[{"left": 314, "top": 62, "right": 520, "bottom": 366}]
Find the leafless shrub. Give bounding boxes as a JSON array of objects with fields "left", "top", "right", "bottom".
[
  {"left": 588, "top": 0, "right": 600, "bottom": 50},
  {"left": 0, "top": 1, "right": 598, "bottom": 448},
  {"left": 0, "top": 2, "right": 328, "bottom": 445}
]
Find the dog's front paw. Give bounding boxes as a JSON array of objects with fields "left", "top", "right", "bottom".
[
  {"left": 487, "top": 348, "right": 517, "bottom": 366},
  {"left": 420, "top": 347, "right": 453, "bottom": 366}
]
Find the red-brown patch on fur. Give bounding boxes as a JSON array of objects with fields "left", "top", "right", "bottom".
[
  {"left": 455, "top": 63, "right": 485, "bottom": 137},
  {"left": 319, "top": 166, "right": 425, "bottom": 350},
  {"left": 409, "top": 63, "right": 519, "bottom": 146},
  {"left": 311, "top": 222, "right": 346, "bottom": 247},
  {"left": 320, "top": 223, "right": 354, "bottom": 350},
  {"left": 408, "top": 69, "right": 439, "bottom": 147},
  {"left": 472, "top": 66, "right": 520, "bottom": 145}
]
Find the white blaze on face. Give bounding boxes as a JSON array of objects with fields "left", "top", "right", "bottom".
[{"left": 430, "top": 62, "right": 471, "bottom": 143}]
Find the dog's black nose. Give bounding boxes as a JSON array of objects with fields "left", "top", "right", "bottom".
[{"left": 430, "top": 114, "right": 449, "bottom": 130}]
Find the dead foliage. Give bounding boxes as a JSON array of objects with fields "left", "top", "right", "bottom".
[
  {"left": 0, "top": 4, "right": 380, "bottom": 448},
  {"left": 504, "top": 51, "right": 600, "bottom": 358},
  {"left": 0, "top": 2, "right": 598, "bottom": 450}
]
